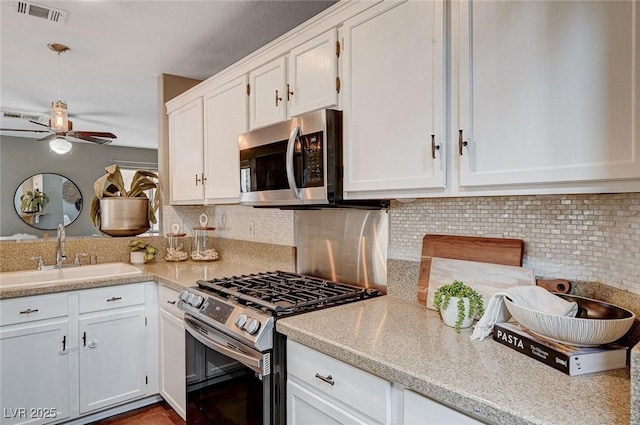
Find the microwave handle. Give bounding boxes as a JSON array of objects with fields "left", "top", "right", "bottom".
[{"left": 286, "top": 126, "right": 300, "bottom": 199}]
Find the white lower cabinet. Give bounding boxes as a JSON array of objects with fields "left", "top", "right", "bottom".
[
  {"left": 0, "top": 283, "right": 155, "bottom": 425},
  {"left": 287, "top": 380, "right": 371, "bottom": 425},
  {"left": 158, "top": 285, "right": 186, "bottom": 420},
  {"left": 287, "top": 340, "right": 485, "bottom": 425},
  {"left": 0, "top": 293, "right": 70, "bottom": 425},
  {"left": 402, "top": 389, "right": 482, "bottom": 425},
  {"left": 78, "top": 308, "right": 147, "bottom": 414},
  {"left": 287, "top": 340, "right": 390, "bottom": 425}
]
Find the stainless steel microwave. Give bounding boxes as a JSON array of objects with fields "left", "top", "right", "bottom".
[{"left": 239, "top": 109, "right": 386, "bottom": 208}]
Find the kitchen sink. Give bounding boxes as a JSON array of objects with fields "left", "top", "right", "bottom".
[{"left": 0, "top": 263, "right": 142, "bottom": 289}]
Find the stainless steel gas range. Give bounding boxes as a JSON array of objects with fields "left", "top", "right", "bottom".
[
  {"left": 178, "top": 208, "right": 388, "bottom": 425},
  {"left": 178, "top": 270, "right": 383, "bottom": 425}
]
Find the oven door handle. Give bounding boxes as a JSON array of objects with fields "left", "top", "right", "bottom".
[
  {"left": 184, "top": 317, "right": 265, "bottom": 376},
  {"left": 286, "top": 125, "right": 300, "bottom": 200}
]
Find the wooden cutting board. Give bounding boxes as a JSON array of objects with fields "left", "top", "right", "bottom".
[
  {"left": 417, "top": 234, "right": 525, "bottom": 305},
  {"left": 424, "top": 257, "right": 535, "bottom": 310}
]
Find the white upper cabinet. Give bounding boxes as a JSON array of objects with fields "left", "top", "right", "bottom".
[
  {"left": 249, "top": 57, "right": 287, "bottom": 130},
  {"left": 249, "top": 29, "right": 340, "bottom": 130},
  {"left": 169, "top": 98, "right": 204, "bottom": 204},
  {"left": 287, "top": 29, "right": 339, "bottom": 117},
  {"left": 169, "top": 76, "right": 247, "bottom": 205},
  {"left": 454, "top": 0, "right": 640, "bottom": 192},
  {"left": 203, "top": 75, "right": 248, "bottom": 203},
  {"left": 342, "top": 0, "right": 446, "bottom": 200}
]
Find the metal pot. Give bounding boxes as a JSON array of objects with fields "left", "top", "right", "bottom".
[{"left": 99, "top": 197, "right": 150, "bottom": 237}]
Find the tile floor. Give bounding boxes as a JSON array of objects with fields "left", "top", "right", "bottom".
[{"left": 89, "top": 401, "right": 184, "bottom": 425}]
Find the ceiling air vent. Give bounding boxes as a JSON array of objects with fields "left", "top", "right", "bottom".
[
  {"left": 1, "top": 110, "right": 46, "bottom": 122},
  {"left": 11, "top": 1, "right": 68, "bottom": 24}
]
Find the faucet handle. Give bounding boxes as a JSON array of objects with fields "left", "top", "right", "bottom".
[
  {"left": 29, "top": 256, "right": 45, "bottom": 270},
  {"left": 74, "top": 253, "right": 89, "bottom": 266}
]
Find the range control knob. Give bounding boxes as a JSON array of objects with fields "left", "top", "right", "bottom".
[
  {"left": 235, "top": 314, "right": 248, "bottom": 329},
  {"left": 245, "top": 318, "right": 261, "bottom": 335},
  {"left": 178, "top": 290, "right": 190, "bottom": 302},
  {"left": 189, "top": 295, "right": 204, "bottom": 308}
]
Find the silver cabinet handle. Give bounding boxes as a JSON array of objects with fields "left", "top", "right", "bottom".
[
  {"left": 19, "top": 308, "right": 39, "bottom": 315},
  {"left": 106, "top": 297, "right": 122, "bottom": 302},
  {"left": 167, "top": 300, "right": 177, "bottom": 305},
  {"left": 315, "top": 373, "right": 335, "bottom": 386}
]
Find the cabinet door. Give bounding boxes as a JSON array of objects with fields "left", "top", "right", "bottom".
[
  {"left": 0, "top": 319, "right": 70, "bottom": 425},
  {"left": 288, "top": 29, "right": 339, "bottom": 117},
  {"left": 169, "top": 97, "right": 204, "bottom": 204},
  {"left": 403, "top": 389, "right": 482, "bottom": 425},
  {"left": 249, "top": 57, "right": 287, "bottom": 129},
  {"left": 203, "top": 75, "right": 248, "bottom": 203},
  {"left": 159, "top": 309, "right": 186, "bottom": 420},
  {"left": 455, "top": 0, "right": 640, "bottom": 189},
  {"left": 287, "top": 381, "right": 373, "bottom": 425},
  {"left": 79, "top": 308, "right": 146, "bottom": 414},
  {"left": 342, "top": 0, "right": 446, "bottom": 199}
]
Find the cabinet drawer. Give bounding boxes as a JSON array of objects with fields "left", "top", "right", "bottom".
[
  {"left": 287, "top": 340, "right": 389, "bottom": 424},
  {"left": 159, "top": 285, "right": 183, "bottom": 318},
  {"left": 79, "top": 283, "right": 145, "bottom": 313},
  {"left": 1, "top": 293, "right": 69, "bottom": 325}
]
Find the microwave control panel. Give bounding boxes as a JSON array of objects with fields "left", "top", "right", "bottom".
[{"left": 299, "top": 132, "right": 323, "bottom": 187}]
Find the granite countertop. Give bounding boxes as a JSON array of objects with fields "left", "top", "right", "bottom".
[
  {"left": 277, "top": 295, "right": 634, "bottom": 425},
  {"left": 0, "top": 260, "right": 286, "bottom": 299}
]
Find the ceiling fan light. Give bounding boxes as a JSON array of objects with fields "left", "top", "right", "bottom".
[
  {"left": 51, "top": 100, "right": 68, "bottom": 132},
  {"left": 49, "top": 136, "right": 72, "bottom": 154}
]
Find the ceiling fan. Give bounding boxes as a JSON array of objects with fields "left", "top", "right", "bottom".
[{"left": 0, "top": 43, "right": 117, "bottom": 154}]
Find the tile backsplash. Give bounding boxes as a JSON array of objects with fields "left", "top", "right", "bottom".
[
  {"left": 390, "top": 193, "right": 639, "bottom": 294},
  {"left": 163, "top": 204, "right": 294, "bottom": 246},
  {"left": 167, "top": 193, "right": 639, "bottom": 295}
]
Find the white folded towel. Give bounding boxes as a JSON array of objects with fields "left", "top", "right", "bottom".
[{"left": 470, "top": 286, "right": 579, "bottom": 341}]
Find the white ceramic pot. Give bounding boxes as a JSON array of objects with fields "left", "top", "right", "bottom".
[
  {"left": 129, "top": 251, "right": 146, "bottom": 265},
  {"left": 440, "top": 296, "right": 474, "bottom": 330}
]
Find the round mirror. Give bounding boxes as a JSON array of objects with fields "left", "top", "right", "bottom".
[{"left": 13, "top": 173, "right": 83, "bottom": 230}]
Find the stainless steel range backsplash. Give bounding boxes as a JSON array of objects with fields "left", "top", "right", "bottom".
[{"left": 295, "top": 209, "right": 388, "bottom": 292}]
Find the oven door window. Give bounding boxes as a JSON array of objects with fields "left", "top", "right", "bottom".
[{"left": 186, "top": 332, "right": 267, "bottom": 425}]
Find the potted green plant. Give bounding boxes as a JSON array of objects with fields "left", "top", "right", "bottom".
[
  {"left": 20, "top": 189, "right": 49, "bottom": 213},
  {"left": 433, "top": 280, "right": 484, "bottom": 332},
  {"left": 128, "top": 240, "right": 159, "bottom": 264},
  {"left": 90, "top": 165, "right": 160, "bottom": 236}
]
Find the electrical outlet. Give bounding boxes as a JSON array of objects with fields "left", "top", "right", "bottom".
[{"left": 248, "top": 221, "right": 255, "bottom": 239}]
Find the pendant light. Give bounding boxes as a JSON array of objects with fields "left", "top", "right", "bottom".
[{"left": 48, "top": 43, "right": 71, "bottom": 153}]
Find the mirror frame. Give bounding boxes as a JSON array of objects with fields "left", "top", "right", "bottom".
[{"left": 13, "top": 173, "right": 83, "bottom": 230}]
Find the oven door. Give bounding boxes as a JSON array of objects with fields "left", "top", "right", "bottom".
[{"left": 185, "top": 316, "right": 271, "bottom": 425}]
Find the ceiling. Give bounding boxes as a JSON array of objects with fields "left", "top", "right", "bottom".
[{"left": 0, "top": 0, "right": 336, "bottom": 150}]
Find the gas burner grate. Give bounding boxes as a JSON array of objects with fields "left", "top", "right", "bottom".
[{"left": 197, "top": 271, "right": 381, "bottom": 316}]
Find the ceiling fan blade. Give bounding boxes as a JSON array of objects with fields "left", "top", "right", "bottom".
[
  {"left": 37, "top": 134, "right": 58, "bottom": 142},
  {"left": 0, "top": 128, "right": 51, "bottom": 133},
  {"left": 70, "top": 131, "right": 117, "bottom": 139},
  {"left": 28, "top": 120, "right": 52, "bottom": 129},
  {"left": 71, "top": 134, "right": 114, "bottom": 145}
]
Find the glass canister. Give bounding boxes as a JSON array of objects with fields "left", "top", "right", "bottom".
[
  {"left": 191, "top": 214, "right": 219, "bottom": 261},
  {"left": 191, "top": 226, "right": 218, "bottom": 261},
  {"left": 164, "top": 224, "right": 190, "bottom": 261}
]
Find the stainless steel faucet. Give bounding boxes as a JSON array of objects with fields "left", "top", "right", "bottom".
[{"left": 56, "top": 224, "right": 66, "bottom": 267}]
